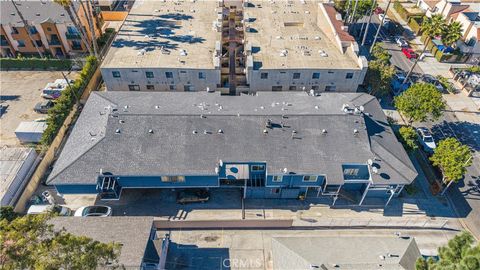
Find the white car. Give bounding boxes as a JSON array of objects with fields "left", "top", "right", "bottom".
[
  {"left": 395, "top": 37, "right": 408, "bottom": 47},
  {"left": 74, "top": 205, "right": 112, "bottom": 217},
  {"left": 416, "top": 127, "right": 436, "bottom": 153},
  {"left": 379, "top": 13, "right": 391, "bottom": 24},
  {"left": 27, "top": 204, "right": 72, "bottom": 216}
]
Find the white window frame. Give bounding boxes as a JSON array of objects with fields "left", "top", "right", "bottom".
[
  {"left": 251, "top": 165, "right": 265, "bottom": 172},
  {"left": 161, "top": 176, "right": 185, "bottom": 183},
  {"left": 272, "top": 175, "right": 283, "bottom": 182},
  {"left": 302, "top": 175, "right": 317, "bottom": 182}
]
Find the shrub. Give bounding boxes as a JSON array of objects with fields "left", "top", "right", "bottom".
[
  {"left": 0, "top": 58, "right": 72, "bottom": 70},
  {"left": 393, "top": 1, "right": 408, "bottom": 20},
  {"left": 399, "top": 126, "right": 418, "bottom": 152},
  {"left": 40, "top": 56, "right": 98, "bottom": 146}
]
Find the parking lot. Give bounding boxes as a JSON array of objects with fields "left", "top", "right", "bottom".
[{"left": 0, "top": 71, "right": 78, "bottom": 146}]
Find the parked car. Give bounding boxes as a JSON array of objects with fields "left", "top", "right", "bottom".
[
  {"left": 401, "top": 47, "right": 418, "bottom": 60},
  {"left": 395, "top": 37, "right": 408, "bottom": 47},
  {"left": 27, "top": 204, "right": 72, "bottom": 216},
  {"left": 391, "top": 72, "right": 411, "bottom": 96},
  {"left": 378, "top": 13, "right": 390, "bottom": 24},
  {"left": 177, "top": 189, "right": 210, "bottom": 204},
  {"left": 416, "top": 127, "right": 437, "bottom": 153},
  {"left": 374, "top": 7, "right": 384, "bottom": 14},
  {"left": 74, "top": 205, "right": 112, "bottom": 217},
  {"left": 34, "top": 100, "right": 54, "bottom": 114},
  {"left": 421, "top": 74, "right": 445, "bottom": 91}
]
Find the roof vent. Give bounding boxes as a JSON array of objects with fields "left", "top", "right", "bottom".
[
  {"left": 322, "top": 129, "right": 327, "bottom": 134},
  {"left": 148, "top": 129, "right": 154, "bottom": 134},
  {"left": 292, "top": 130, "right": 297, "bottom": 134},
  {"left": 36, "top": 13, "right": 40, "bottom": 16},
  {"left": 265, "top": 119, "right": 272, "bottom": 128},
  {"left": 115, "top": 129, "right": 121, "bottom": 134},
  {"left": 218, "top": 129, "right": 223, "bottom": 134},
  {"left": 379, "top": 255, "right": 385, "bottom": 260},
  {"left": 353, "top": 129, "right": 359, "bottom": 134},
  {"left": 319, "top": 50, "right": 328, "bottom": 57},
  {"left": 279, "top": 49, "right": 288, "bottom": 57},
  {"left": 203, "top": 130, "right": 208, "bottom": 134},
  {"left": 315, "top": 105, "right": 319, "bottom": 109},
  {"left": 119, "top": 120, "right": 125, "bottom": 124},
  {"left": 200, "top": 114, "right": 205, "bottom": 118},
  {"left": 179, "top": 49, "right": 187, "bottom": 56},
  {"left": 193, "top": 130, "right": 198, "bottom": 134},
  {"left": 155, "top": 105, "right": 160, "bottom": 109},
  {"left": 263, "top": 129, "right": 268, "bottom": 134}
]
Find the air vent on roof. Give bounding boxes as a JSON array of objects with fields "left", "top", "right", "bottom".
[
  {"left": 115, "top": 129, "right": 121, "bottom": 134},
  {"left": 322, "top": 129, "right": 327, "bottom": 134},
  {"left": 319, "top": 50, "right": 328, "bottom": 57},
  {"left": 279, "top": 49, "right": 288, "bottom": 57},
  {"left": 192, "top": 130, "right": 198, "bottom": 134},
  {"left": 353, "top": 129, "right": 359, "bottom": 135},
  {"left": 179, "top": 49, "right": 187, "bottom": 56},
  {"left": 36, "top": 13, "right": 40, "bottom": 16},
  {"left": 217, "top": 129, "right": 223, "bottom": 134},
  {"left": 148, "top": 129, "right": 154, "bottom": 134}
]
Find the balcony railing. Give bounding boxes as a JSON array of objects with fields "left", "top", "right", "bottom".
[
  {"left": 0, "top": 40, "right": 9, "bottom": 46},
  {"left": 66, "top": 33, "right": 81, "bottom": 40}
]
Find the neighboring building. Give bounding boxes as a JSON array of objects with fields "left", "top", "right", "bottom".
[
  {"left": 272, "top": 236, "right": 421, "bottom": 270},
  {"left": 50, "top": 217, "right": 164, "bottom": 270},
  {"left": 454, "top": 11, "right": 480, "bottom": 64},
  {"left": 46, "top": 92, "right": 417, "bottom": 206},
  {"left": 101, "top": 0, "right": 367, "bottom": 94},
  {"left": 0, "top": 147, "right": 38, "bottom": 206},
  {"left": 0, "top": 1, "right": 102, "bottom": 58},
  {"left": 15, "top": 121, "right": 47, "bottom": 144},
  {"left": 418, "top": 0, "right": 470, "bottom": 18}
]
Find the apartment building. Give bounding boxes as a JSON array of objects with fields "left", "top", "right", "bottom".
[
  {"left": 46, "top": 92, "right": 417, "bottom": 207},
  {"left": 101, "top": 0, "right": 367, "bottom": 94},
  {"left": 0, "top": 1, "right": 102, "bottom": 58}
]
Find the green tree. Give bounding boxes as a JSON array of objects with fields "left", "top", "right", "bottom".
[
  {"left": 0, "top": 206, "right": 18, "bottom": 222},
  {"left": 404, "top": 15, "right": 447, "bottom": 82},
  {"left": 416, "top": 231, "right": 480, "bottom": 270},
  {"left": 0, "top": 213, "right": 121, "bottom": 269},
  {"left": 399, "top": 126, "right": 418, "bottom": 152},
  {"left": 430, "top": 137, "right": 472, "bottom": 195},
  {"left": 394, "top": 83, "right": 446, "bottom": 124},
  {"left": 334, "top": 0, "right": 377, "bottom": 23},
  {"left": 442, "top": 21, "right": 463, "bottom": 49},
  {"left": 364, "top": 43, "right": 395, "bottom": 96}
]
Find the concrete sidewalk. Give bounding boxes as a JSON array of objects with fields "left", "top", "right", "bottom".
[{"left": 443, "top": 92, "right": 480, "bottom": 124}]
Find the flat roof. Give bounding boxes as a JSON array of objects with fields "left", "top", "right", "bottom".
[
  {"left": 50, "top": 217, "right": 155, "bottom": 269},
  {"left": 272, "top": 236, "right": 421, "bottom": 270},
  {"left": 47, "top": 92, "right": 417, "bottom": 186},
  {"left": 244, "top": 0, "right": 360, "bottom": 69},
  {"left": 0, "top": 147, "right": 36, "bottom": 205},
  {"left": 101, "top": 0, "right": 221, "bottom": 69}
]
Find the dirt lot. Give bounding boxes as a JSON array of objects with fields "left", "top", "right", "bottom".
[{"left": 0, "top": 71, "right": 78, "bottom": 146}]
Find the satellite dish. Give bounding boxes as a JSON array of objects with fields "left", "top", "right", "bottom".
[
  {"left": 372, "top": 167, "right": 378, "bottom": 174},
  {"left": 367, "top": 159, "right": 373, "bottom": 166},
  {"left": 282, "top": 168, "right": 288, "bottom": 173}
]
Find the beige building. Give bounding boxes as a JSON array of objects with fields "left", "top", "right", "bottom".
[
  {"left": 101, "top": 0, "right": 367, "bottom": 94},
  {"left": 0, "top": 1, "right": 102, "bottom": 58}
]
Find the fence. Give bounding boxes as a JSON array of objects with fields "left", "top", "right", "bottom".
[{"left": 293, "top": 217, "right": 451, "bottom": 229}]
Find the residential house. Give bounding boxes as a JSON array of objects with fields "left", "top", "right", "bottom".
[
  {"left": 46, "top": 92, "right": 417, "bottom": 207},
  {"left": 0, "top": 1, "right": 103, "bottom": 58}
]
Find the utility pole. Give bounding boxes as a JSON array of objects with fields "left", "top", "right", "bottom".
[
  {"left": 345, "top": 0, "right": 352, "bottom": 23},
  {"left": 350, "top": 0, "right": 360, "bottom": 24},
  {"left": 362, "top": 0, "right": 377, "bottom": 46},
  {"left": 370, "top": 0, "right": 392, "bottom": 54},
  {"left": 79, "top": 0, "right": 99, "bottom": 58}
]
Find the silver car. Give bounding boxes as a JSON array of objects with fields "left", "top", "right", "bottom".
[{"left": 416, "top": 127, "right": 437, "bottom": 153}]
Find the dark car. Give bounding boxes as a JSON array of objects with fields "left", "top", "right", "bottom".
[
  {"left": 176, "top": 189, "right": 210, "bottom": 204},
  {"left": 34, "top": 100, "right": 54, "bottom": 114}
]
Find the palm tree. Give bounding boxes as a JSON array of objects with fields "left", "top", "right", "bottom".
[
  {"left": 442, "top": 21, "right": 463, "bottom": 50},
  {"left": 54, "top": 0, "right": 93, "bottom": 56},
  {"left": 79, "top": 0, "right": 99, "bottom": 58},
  {"left": 10, "top": 0, "right": 44, "bottom": 58},
  {"left": 403, "top": 15, "right": 446, "bottom": 83}
]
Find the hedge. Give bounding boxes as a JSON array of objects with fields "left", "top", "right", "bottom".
[
  {"left": 393, "top": 1, "right": 408, "bottom": 21},
  {"left": 40, "top": 56, "right": 98, "bottom": 146},
  {"left": 408, "top": 16, "right": 423, "bottom": 35},
  {"left": 0, "top": 58, "right": 72, "bottom": 71}
]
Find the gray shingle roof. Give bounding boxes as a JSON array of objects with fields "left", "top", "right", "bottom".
[
  {"left": 272, "top": 236, "right": 421, "bottom": 270},
  {"left": 47, "top": 92, "right": 417, "bottom": 186},
  {"left": 49, "top": 217, "right": 154, "bottom": 269},
  {"left": 0, "top": 1, "right": 76, "bottom": 27}
]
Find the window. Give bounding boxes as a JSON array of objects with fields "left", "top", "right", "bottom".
[
  {"left": 165, "top": 72, "right": 173, "bottom": 78},
  {"left": 328, "top": 71, "right": 334, "bottom": 74},
  {"left": 180, "top": 70, "right": 187, "bottom": 74},
  {"left": 128, "top": 84, "right": 140, "bottom": 91},
  {"left": 325, "top": 85, "right": 336, "bottom": 91},
  {"left": 251, "top": 165, "right": 265, "bottom": 171},
  {"left": 169, "top": 85, "right": 175, "bottom": 90},
  {"left": 34, "top": 40, "right": 43, "bottom": 47},
  {"left": 312, "top": 73, "right": 320, "bottom": 79},
  {"left": 146, "top": 84, "right": 155, "bottom": 90},
  {"left": 272, "top": 86, "right": 282, "bottom": 91},
  {"left": 29, "top": 27, "right": 38, "bottom": 35},
  {"left": 11, "top": 27, "right": 19, "bottom": 34},
  {"left": 161, "top": 176, "right": 185, "bottom": 183},
  {"left": 303, "top": 175, "right": 317, "bottom": 182},
  {"left": 71, "top": 40, "right": 82, "bottom": 49},
  {"left": 343, "top": 168, "right": 359, "bottom": 176},
  {"left": 260, "top": 72, "right": 268, "bottom": 79},
  {"left": 289, "top": 86, "right": 297, "bottom": 91},
  {"left": 198, "top": 72, "right": 206, "bottom": 79},
  {"left": 112, "top": 71, "right": 121, "bottom": 78},
  {"left": 272, "top": 188, "right": 280, "bottom": 194},
  {"left": 346, "top": 72, "right": 354, "bottom": 79},
  {"left": 17, "top": 40, "right": 25, "bottom": 47},
  {"left": 272, "top": 175, "right": 283, "bottom": 182},
  {"left": 293, "top": 73, "right": 301, "bottom": 79},
  {"left": 146, "top": 71, "right": 154, "bottom": 78},
  {"left": 46, "top": 27, "right": 52, "bottom": 31}
]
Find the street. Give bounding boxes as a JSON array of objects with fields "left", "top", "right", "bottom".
[{"left": 357, "top": 4, "right": 480, "bottom": 238}]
